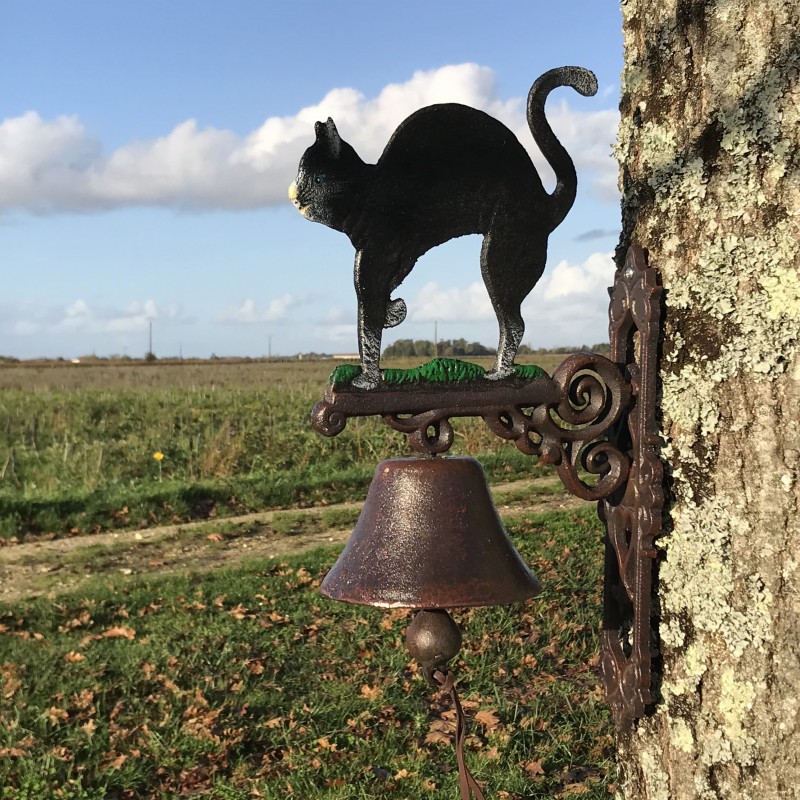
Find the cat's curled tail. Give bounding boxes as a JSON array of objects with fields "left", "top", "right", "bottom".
[{"left": 527, "top": 66, "right": 598, "bottom": 231}]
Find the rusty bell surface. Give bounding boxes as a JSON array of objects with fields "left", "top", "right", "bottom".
[{"left": 320, "top": 456, "right": 541, "bottom": 608}]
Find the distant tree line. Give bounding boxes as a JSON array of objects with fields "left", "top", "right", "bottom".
[
  {"left": 382, "top": 339, "right": 610, "bottom": 357},
  {"left": 522, "top": 342, "right": 611, "bottom": 355},
  {"left": 382, "top": 338, "right": 496, "bottom": 358}
]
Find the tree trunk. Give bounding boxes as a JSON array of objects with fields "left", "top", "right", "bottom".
[{"left": 616, "top": 1, "right": 800, "bottom": 798}]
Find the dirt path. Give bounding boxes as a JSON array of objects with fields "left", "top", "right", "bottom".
[{"left": 0, "top": 477, "right": 583, "bottom": 603}]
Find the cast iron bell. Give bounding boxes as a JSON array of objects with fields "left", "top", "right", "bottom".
[{"left": 320, "top": 456, "right": 541, "bottom": 608}]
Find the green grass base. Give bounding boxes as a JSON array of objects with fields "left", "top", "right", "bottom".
[{"left": 331, "top": 358, "right": 546, "bottom": 387}]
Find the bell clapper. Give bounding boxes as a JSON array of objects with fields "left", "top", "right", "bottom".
[
  {"left": 405, "top": 610, "right": 486, "bottom": 800},
  {"left": 405, "top": 609, "right": 462, "bottom": 686}
]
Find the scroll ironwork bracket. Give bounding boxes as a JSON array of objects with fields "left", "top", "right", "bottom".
[{"left": 311, "top": 244, "right": 663, "bottom": 729}]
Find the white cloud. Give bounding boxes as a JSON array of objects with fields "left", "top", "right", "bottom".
[
  {"left": 320, "top": 324, "right": 358, "bottom": 343},
  {"left": 410, "top": 280, "right": 495, "bottom": 323},
  {"left": 0, "top": 64, "right": 618, "bottom": 214},
  {"left": 523, "top": 251, "right": 616, "bottom": 346},
  {"left": 321, "top": 307, "right": 354, "bottom": 325},
  {"left": 540, "top": 251, "right": 615, "bottom": 300},
  {"left": 310, "top": 308, "right": 357, "bottom": 346},
  {"left": 217, "top": 293, "right": 304, "bottom": 324},
  {"left": 6, "top": 298, "right": 186, "bottom": 336}
]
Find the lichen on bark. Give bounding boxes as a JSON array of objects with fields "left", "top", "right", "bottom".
[{"left": 616, "top": 1, "right": 800, "bottom": 798}]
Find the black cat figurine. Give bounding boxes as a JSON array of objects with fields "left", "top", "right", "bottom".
[{"left": 289, "top": 66, "right": 597, "bottom": 389}]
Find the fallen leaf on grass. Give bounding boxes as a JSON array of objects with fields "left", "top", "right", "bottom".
[
  {"left": 425, "top": 717, "right": 456, "bottom": 745},
  {"left": 424, "top": 730, "right": 452, "bottom": 745},
  {"left": 523, "top": 759, "right": 546, "bottom": 776},
  {"left": 48, "top": 746, "right": 72, "bottom": 761},
  {"left": 45, "top": 706, "right": 69, "bottom": 725},
  {"left": 558, "top": 783, "right": 590, "bottom": 796},
  {"left": 0, "top": 735, "right": 35, "bottom": 757},
  {"left": 59, "top": 611, "right": 92, "bottom": 632},
  {"left": 71, "top": 688, "right": 94, "bottom": 710},
  {"left": 295, "top": 568, "right": 313, "bottom": 585},
  {"left": 100, "top": 751, "right": 128, "bottom": 771},
  {"left": 316, "top": 736, "right": 337, "bottom": 752},
  {"left": 207, "top": 533, "right": 224, "bottom": 541},
  {"left": 65, "top": 651, "right": 85, "bottom": 662},
  {"left": 360, "top": 684, "right": 382, "bottom": 700},
  {"left": 228, "top": 604, "right": 249, "bottom": 620},
  {"left": 0, "top": 746, "right": 28, "bottom": 757},
  {"left": 474, "top": 709, "right": 500, "bottom": 730},
  {"left": 102, "top": 626, "right": 136, "bottom": 640}
]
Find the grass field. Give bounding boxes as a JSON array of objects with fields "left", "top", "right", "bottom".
[
  {"left": 0, "top": 357, "right": 564, "bottom": 539},
  {"left": 0, "top": 506, "right": 613, "bottom": 800},
  {"left": 0, "top": 356, "right": 615, "bottom": 799}
]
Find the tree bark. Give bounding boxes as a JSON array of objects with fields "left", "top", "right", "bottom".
[{"left": 616, "top": 1, "right": 800, "bottom": 798}]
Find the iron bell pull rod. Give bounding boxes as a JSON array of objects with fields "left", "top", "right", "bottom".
[{"left": 432, "top": 668, "right": 487, "bottom": 800}]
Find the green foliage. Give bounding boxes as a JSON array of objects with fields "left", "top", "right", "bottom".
[{"left": 0, "top": 506, "right": 614, "bottom": 799}]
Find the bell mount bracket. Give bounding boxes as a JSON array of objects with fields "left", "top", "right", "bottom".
[{"left": 311, "top": 243, "right": 663, "bottom": 730}]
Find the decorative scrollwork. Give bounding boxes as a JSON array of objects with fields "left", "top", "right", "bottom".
[
  {"left": 310, "top": 352, "right": 632, "bottom": 501},
  {"left": 311, "top": 399, "right": 347, "bottom": 437},
  {"left": 552, "top": 352, "right": 627, "bottom": 432},
  {"left": 383, "top": 412, "right": 455, "bottom": 454}
]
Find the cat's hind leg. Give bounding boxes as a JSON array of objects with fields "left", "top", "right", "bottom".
[
  {"left": 480, "top": 223, "right": 547, "bottom": 380},
  {"left": 486, "top": 302, "right": 524, "bottom": 380}
]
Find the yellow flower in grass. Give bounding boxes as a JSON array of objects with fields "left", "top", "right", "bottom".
[{"left": 153, "top": 451, "right": 165, "bottom": 461}]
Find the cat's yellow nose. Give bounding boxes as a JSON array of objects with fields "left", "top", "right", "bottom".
[{"left": 288, "top": 181, "right": 298, "bottom": 202}]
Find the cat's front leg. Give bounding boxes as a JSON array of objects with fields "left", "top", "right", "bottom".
[
  {"left": 352, "top": 251, "right": 386, "bottom": 390},
  {"left": 353, "top": 302, "right": 383, "bottom": 388}
]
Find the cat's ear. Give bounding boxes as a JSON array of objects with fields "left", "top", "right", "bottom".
[{"left": 316, "top": 117, "right": 341, "bottom": 158}]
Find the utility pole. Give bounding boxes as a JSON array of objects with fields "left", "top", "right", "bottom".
[
  {"left": 148, "top": 319, "right": 153, "bottom": 357},
  {"left": 434, "top": 321, "right": 438, "bottom": 357}
]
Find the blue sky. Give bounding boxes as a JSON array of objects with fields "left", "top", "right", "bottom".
[{"left": 1, "top": 1, "right": 623, "bottom": 359}]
